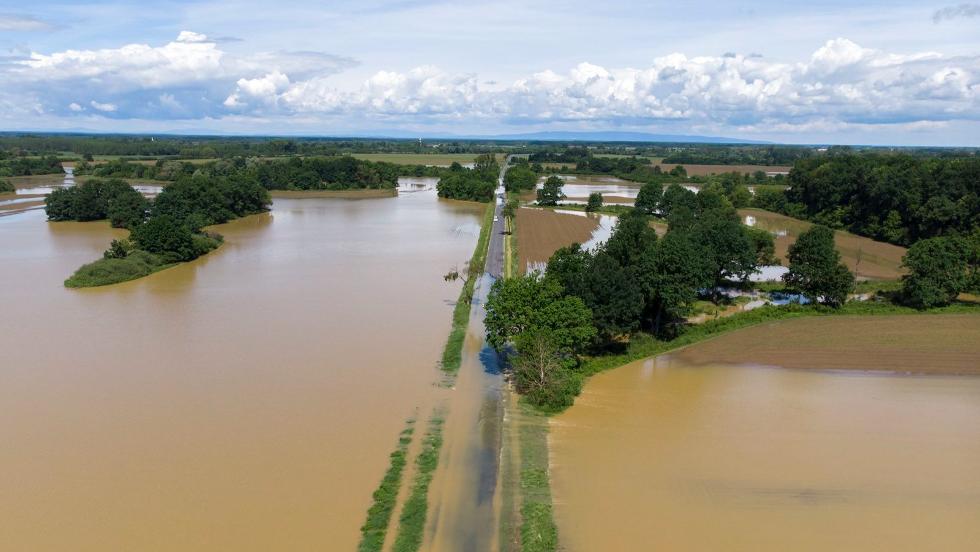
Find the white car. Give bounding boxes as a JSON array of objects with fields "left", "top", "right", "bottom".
[{"left": 493, "top": 216, "right": 499, "bottom": 222}]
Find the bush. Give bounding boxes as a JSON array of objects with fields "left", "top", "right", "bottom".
[
  {"left": 0, "top": 179, "right": 13, "bottom": 193},
  {"left": 65, "top": 250, "right": 167, "bottom": 288}
]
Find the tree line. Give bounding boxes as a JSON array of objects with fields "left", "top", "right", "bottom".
[
  {"left": 79, "top": 156, "right": 411, "bottom": 190},
  {"left": 435, "top": 154, "right": 500, "bottom": 202},
  {"left": 0, "top": 155, "right": 64, "bottom": 177}
]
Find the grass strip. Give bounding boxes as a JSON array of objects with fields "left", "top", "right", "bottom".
[
  {"left": 357, "top": 417, "right": 416, "bottom": 552},
  {"left": 440, "top": 202, "right": 495, "bottom": 376},
  {"left": 518, "top": 401, "right": 558, "bottom": 552},
  {"left": 392, "top": 411, "right": 445, "bottom": 552}
]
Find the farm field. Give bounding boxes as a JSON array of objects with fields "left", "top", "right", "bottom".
[
  {"left": 739, "top": 208, "right": 907, "bottom": 280},
  {"left": 675, "top": 314, "right": 980, "bottom": 374},
  {"left": 516, "top": 207, "right": 597, "bottom": 273}
]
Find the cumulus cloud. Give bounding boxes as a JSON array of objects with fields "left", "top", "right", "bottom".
[
  {"left": 68, "top": 102, "right": 82, "bottom": 112},
  {"left": 933, "top": 3, "right": 980, "bottom": 23},
  {"left": 3, "top": 33, "right": 978, "bottom": 134},
  {"left": 264, "top": 38, "right": 978, "bottom": 130},
  {"left": 4, "top": 31, "right": 355, "bottom": 119},
  {"left": 0, "top": 13, "right": 53, "bottom": 31}
]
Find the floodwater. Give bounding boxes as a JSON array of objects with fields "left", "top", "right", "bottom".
[
  {"left": 537, "top": 174, "right": 639, "bottom": 204},
  {"left": 551, "top": 354, "right": 980, "bottom": 551},
  {"left": 425, "top": 274, "right": 505, "bottom": 552},
  {"left": 0, "top": 182, "right": 484, "bottom": 551}
]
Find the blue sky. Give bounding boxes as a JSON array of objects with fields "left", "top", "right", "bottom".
[{"left": 0, "top": 0, "right": 978, "bottom": 145}]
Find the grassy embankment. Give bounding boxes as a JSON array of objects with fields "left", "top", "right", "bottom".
[
  {"left": 439, "top": 201, "right": 495, "bottom": 378},
  {"left": 390, "top": 411, "right": 445, "bottom": 552},
  {"left": 357, "top": 417, "right": 416, "bottom": 552}
]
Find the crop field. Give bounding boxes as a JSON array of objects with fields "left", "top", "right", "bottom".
[
  {"left": 673, "top": 314, "right": 980, "bottom": 374},
  {"left": 516, "top": 208, "right": 597, "bottom": 274},
  {"left": 739, "top": 208, "right": 907, "bottom": 280}
]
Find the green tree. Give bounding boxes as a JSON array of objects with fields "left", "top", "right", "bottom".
[
  {"left": 575, "top": 252, "right": 644, "bottom": 341},
  {"left": 783, "top": 225, "right": 854, "bottom": 306},
  {"left": 537, "top": 176, "right": 564, "bottom": 206},
  {"left": 511, "top": 329, "right": 581, "bottom": 410},
  {"left": 585, "top": 192, "right": 603, "bottom": 213},
  {"left": 130, "top": 215, "right": 198, "bottom": 262},
  {"left": 0, "top": 179, "right": 13, "bottom": 193},
  {"left": 690, "top": 213, "right": 758, "bottom": 288},
  {"left": 634, "top": 182, "right": 663, "bottom": 215},
  {"left": 45, "top": 187, "right": 80, "bottom": 221},
  {"left": 503, "top": 164, "right": 537, "bottom": 192},
  {"left": 485, "top": 274, "right": 595, "bottom": 356},
  {"left": 900, "top": 237, "right": 970, "bottom": 309},
  {"left": 638, "top": 231, "right": 713, "bottom": 334},
  {"left": 106, "top": 187, "right": 148, "bottom": 228},
  {"left": 604, "top": 210, "right": 658, "bottom": 268}
]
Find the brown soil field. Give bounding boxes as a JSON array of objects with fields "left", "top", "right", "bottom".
[
  {"left": 739, "top": 208, "right": 907, "bottom": 280},
  {"left": 658, "top": 163, "right": 792, "bottom": 176},
  {"left": 517, "top": 208, "right": 597, "bottom": 274},
  {"left": 269, "top": 189, "right": 396, "bottom": 199},
  {"left": 675, "top": 314, "right": 980, "bottom": 374}
]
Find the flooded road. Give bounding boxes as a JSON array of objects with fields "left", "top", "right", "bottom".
[
  {"left": 425, "top": 274, "right": 505, "bottom": 551},
  {"left": 551, "top": 351, "right": 980, "bottom": 551},
  {"left": 0, "top": 183, "right": 483, "bottom": 551}
]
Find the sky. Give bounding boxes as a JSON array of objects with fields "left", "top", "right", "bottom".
[{"left": 0, "top": 0, "right": 978, "bottom": 145}]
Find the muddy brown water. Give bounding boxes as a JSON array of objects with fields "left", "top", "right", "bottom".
[
  {"left": 0, "top": 184, "right": 484, "bottom": 551},
  {"left": 551, "top": 332, "right": 980, "bottom": 551}
]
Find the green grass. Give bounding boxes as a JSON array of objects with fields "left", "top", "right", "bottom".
[
  {"left": 350, "top": 153, "right": 490, "bottom": 166},
  {"left": 64, "top": 250, "right": 174, "bottom": 288},
  {"left": 64, "top": 236, "right": 222, "bottom": 288},
  {"left": 440, "top": 202, "right": 495, "bottom": 378},
  {"left": 391, "top": 412, "right": 445, "bottom": 552},
  {"left": 357, "top": 418, "right": 416, "bottom": 552},
  {"left": 518, "top": 402, "right": 558, "bottom": 552}
]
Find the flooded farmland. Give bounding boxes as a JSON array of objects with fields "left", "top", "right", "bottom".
[
  {"left": 739, "top": 207, "right": 907, "bottom": 280},
  {"left": 0, "top": 182, "right": 483, "bottom": 551},
  {"left": 550, "top": 316, "right": 980, "bottom": 551}
]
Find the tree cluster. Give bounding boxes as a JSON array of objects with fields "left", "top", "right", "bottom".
[
  {"left": 436, "top": 155, "right": 499, "bottom": 202},
  {"left": 785, "top": 153, "right": 980, "bottom": 246}
]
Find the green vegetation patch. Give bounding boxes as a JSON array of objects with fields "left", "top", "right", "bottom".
[
  {"left": 65, "top": 250, "right": 174, "bottom": 288},
  {"left": 357, "top": 417, "right": 416, "bottom": 552},
  {"left": 392, "top": 411, "right": 445, "bottom": 552},
  {"left": 518, "top": 402, "right": 558, "bottom": 552}
]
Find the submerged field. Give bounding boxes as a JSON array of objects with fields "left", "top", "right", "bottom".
[
  {"left": 550, "top": 313, "right": 980, "bottom": 551},
  {"left": 739, "top": 208, "right": 907, "bottom": 280},
  {"left": 675, "top": 314, "right": 980, "bottom": 374},
  {"left": 516, "top": 208, "right": 597, "bottom": 273}
]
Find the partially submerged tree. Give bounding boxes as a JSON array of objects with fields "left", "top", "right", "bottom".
[
  {"left": 585, "top": 192, "right": 603, "bottom": 213},
  {"left": 537, "top": 175, "right": 564, "bottom": 206},
  {"left": 783, "top": 225, "right": 854, "bottom": 306}
]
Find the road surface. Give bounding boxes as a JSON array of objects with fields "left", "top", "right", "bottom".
[{"left": 485, "top": 158, "right": 509, "bottom": 278}]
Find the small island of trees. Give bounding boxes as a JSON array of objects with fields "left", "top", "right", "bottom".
[{"left": 47, "top": 175, "right": 270, "bottom": 287}]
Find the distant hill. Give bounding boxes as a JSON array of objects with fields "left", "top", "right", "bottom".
[{"left": 481, "top": 131, "right": 770, "bottom": 144}]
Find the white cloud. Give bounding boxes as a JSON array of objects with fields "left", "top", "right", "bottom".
[
  {"left": 90, "top": 100, "right": 117, "bottom": 112},
  {"left": 68, "top": 102, "right": 83, "bottom": 112},
  {"left": 0, "top": 14, "right": 52, "bottom": 31},
  {"left": 265, "top": 38, "right": 979, "bottom": 130},
  {"left": 175, "top": 30, "right": 210, "bottom": 44},
  {"left": 2, "top": 33, "right": 978, "bottom": 137}
]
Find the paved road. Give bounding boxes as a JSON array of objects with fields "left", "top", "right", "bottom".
[{"left": 485, "top": 158, "right": 510, "bottom": 278}]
